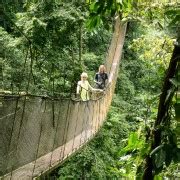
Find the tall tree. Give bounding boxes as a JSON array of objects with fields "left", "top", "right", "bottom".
[{"left": 87, "top": 0, "right": 180, "bottom": 179}]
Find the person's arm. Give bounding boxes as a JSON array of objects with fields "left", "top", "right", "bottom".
[
  {"left": 106, "top": 73, "right": 108, "bottom": 80},
  {"left": 76, "top": 81, "right": 81, "bottom": 94},
  {"left": 88, "top": 82, "right": 103, "bottom": 92},
  {"left": 94, "top": 73, "right": 99, "bottom": 84},
  {"left": 105, "top": 73, "right": 108, "bottom": 86},
  {"left": 88, "top": 81, "right": 94, "bottom": 91}
]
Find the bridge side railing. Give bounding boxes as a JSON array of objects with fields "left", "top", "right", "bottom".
[{"left": 0, "top": 19, "right": 126, "bottom": 179}]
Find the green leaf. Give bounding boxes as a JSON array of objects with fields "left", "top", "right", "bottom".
[
  {"left": 89, "top": 2, "right": 99, "bottom": 12},
  {"left": 172, "top": 147, "right": 180, "bottom": 163},
  {"left": 128, "top": 132, "right": 138, "bottom": 147},
  {"left": 154, "top": 175, "right": 163, "bottom": 180},
  {"left": 175, "top": 123, "right": 180, "bottom": 136},
  {"left": 168, "top": 15, "right": 180, "bottom": 28},
  {"left": 174, "top": 103, "right": 180, "bottom": 121},
  {"left": 154, "top": 148, "right": 166, "bottom": 169},
  {"left": 140, "top": 143, "right": 150, "bottom": 157},
  {"left": 86, "top": 15, "right": 102, "bottom": 30},
  {"left": 116, "top": 0, "right": 123, "bottom": 4},
  {"left": 165, "top": 9, "right": 180, "bottom": 17},
  {"left": 163, "top": 144, "right": 173, "bottom": 167},
  {"left": 165, "top": 9, "right": 178, "bottom": 16}
]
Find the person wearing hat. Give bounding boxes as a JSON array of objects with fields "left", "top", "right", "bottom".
[{"left": 76, "top": 72, "right": 103, "bottom": 101}]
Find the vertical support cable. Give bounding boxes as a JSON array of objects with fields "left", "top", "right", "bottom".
[
  {"left": 58, "top": 99, "right": 71, "bottom": 162},
  {"left": 89, "top": 101, "right": 94, "bottom": 137},
  {"left": 61, "top": 99, "right": 75, "bottom": 158},
  {"left": 48, "top": 99, "right": 62, "bottom": 169},
  {"left": 71, "top": 102, "right": 80, "bottom": 151},
  {"left": 52, "top": 63, "right": 55, "bottom": 127},
  {"left": 79, "top": 102, "right": 87, "bottom": 146},
  {"left": 31, "top": 99, "right": 46, "bottom": 178},
  {"left": 97, "top": 100, "right": 101, "bottom": 130},
  {"left": 94, "top": 100, "right": 98, "bottom": 132},
  {"left": 2, "top": 96, "right": 19, "bottom": 178},
  {"left": 84, "top": 101, "right": 90, "bottom": 142}
]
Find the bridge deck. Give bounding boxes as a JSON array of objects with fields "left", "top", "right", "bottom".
[
  {"left": 0, "top": 19, "right": 126, "bottom": 180},
  {"left": 3, "top": 130, "right": 93, "bottom": 180}
]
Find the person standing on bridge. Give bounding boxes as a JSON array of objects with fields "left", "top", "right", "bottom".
[
  {"left": 94, "top": 65, "right": 108, "bottom": 89},
  {"left": 76, "top": 72, "right": 103, "bottom": 101}
]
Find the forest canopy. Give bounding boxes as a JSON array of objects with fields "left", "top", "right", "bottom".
[{"left": 0, "top": 0, "right": 111, "bottom": 97}]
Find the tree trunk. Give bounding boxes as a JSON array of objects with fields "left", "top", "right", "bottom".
[{"left": 143, "top": 43, "right": 180, "bottom": 179}]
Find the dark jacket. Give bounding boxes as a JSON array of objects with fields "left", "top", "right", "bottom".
[{"left": 95, "top": 72, "right": 108, "bottom": 89}]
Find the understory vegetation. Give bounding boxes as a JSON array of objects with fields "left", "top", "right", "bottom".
[{"left": 47, "top": 20, "right": 179, "bottom": 179}]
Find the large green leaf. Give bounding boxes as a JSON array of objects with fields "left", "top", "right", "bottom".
[
  {"left": 165, "top": 9, "right": 180, "bottom": 16},
  {"left": 163, "top": 144, "right": 173, "bottom": 167},
  {"left": 154, "top": 175, "right": 163, "bottom": 180},
  {"left": 154, "top": 148, "right": 166, "bottom": 169},
  {"left": 175, "top": 123, "right": 180, "bottom": 137},
  {"left": 127, "top": 132, "right": 138, "bottom": 147},
  {"left": 172, "top": 148, "right": 180, "bottom": 163},
  {"left": 168, "top": 15, "right": 180, "bottom": 28},
  {"left": 174, "top": 103, "right": 180, "bottom": 121}
]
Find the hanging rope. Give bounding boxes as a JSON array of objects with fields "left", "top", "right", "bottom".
[
  {"left": 0, "top": 19, "right": 127, "bottom": 179},
  {"left": 2, "top": 44, "right": 30, "bottom": 178},
  {"left": 58, "top": 99, "right": 71, "bottom": 162},
  {"left": 31, "top": 99, "right": 46, "bottom": 178},
  {"left": 71, "top": 102, "right": 80, "bottom": 151}
]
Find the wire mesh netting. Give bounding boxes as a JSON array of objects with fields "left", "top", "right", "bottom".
[{"left": 0, "top": 19, "right": 127, "bottom": 179}]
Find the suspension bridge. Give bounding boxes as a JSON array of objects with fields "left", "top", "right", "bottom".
[{"left": 0, "top": 19, "right": 126, "bottom": 180}]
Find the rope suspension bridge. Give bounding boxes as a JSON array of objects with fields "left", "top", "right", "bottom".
[{"left": 0, "top": 19, "right": 126, "bottom": 180}]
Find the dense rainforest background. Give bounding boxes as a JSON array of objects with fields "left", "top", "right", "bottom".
[{"left": 0, "top": 0, "right": 179, "bottom": 179}]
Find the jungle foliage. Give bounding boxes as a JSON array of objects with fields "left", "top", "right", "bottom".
[
  {"left": 0, "top": 0, "right": 179, "bottom": 179},
  {"left": 85, "top": 0, "right": 180, "bottom": 179},
  {"left": 48, "top": 1, "right": 179, "bottom": 179},
  {"left": 0, "top": 1, "right": 111, "bottom": 97},
  {"left": 46, "top": 19, "right": 179, "bottom": 179}
]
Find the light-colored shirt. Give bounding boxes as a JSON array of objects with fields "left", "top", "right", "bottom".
[{"left": 76, "top": 80, "right": 94, "bottom": 101}]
